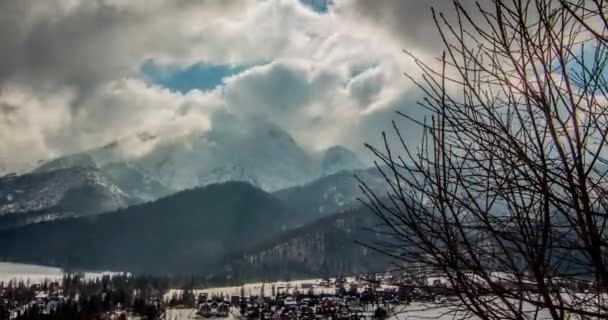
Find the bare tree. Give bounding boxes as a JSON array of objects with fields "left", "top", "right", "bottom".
[{"left": 359, "top": 0, "right": 608, "bottom": 319}]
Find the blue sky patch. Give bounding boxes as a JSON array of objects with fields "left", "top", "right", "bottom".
[
  {"left": 300, "top": 0, "right": 330, "bottom": 13},
  {"left": 561, "top": 45, "right": 608, "bottom": 90},
  {"left": 140, "top": 60, "right": 249, "bottom": 93}
]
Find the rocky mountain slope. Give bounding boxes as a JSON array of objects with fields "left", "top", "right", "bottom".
[
  {"left": 0, "top": 167, "right": 133, "bottom": 221},
  {"left": 0, "top": 163, "right": 173, "bottom": 230}
]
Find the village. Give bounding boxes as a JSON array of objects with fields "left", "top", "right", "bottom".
[{"left": 0, "top": 272, "right": 461, "bottom": 320}]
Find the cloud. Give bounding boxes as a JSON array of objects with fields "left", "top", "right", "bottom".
[
  {"left": 333, "top": 0, "right": 479, "bottom": 52},
  {"left": 0, "top": 0, "right": 253, "bottom": 171},
  {"left": 0, "top": 0, "right": 254, "bottom": 91},
  {"left": 0, "top": 78, "right": 223, "bottom": 172},
  {"left": 70, "top": 79, "right": 223, "bottom": 153},
  {"left": 221, "top": 56, "right": 416, "bottom": 154},
  {"left": 0, "top": 0, "right": 452, "bottom": 172},
  {"left": 0, "top": 84, "right": 74, "bottom": 172}
]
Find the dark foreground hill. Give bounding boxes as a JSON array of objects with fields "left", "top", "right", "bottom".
[{"left": 0, "top": 182, "right": 294, "bottom": 273}]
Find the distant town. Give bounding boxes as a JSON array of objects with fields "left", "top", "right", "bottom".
[{"left": 0, "top": 270, "right": 466, "bottom": 320}]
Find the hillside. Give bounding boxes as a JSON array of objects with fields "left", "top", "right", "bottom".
[
  {"left": 0, "top": 182, "right": 295, "bottom": 273},
  {"left": 0, "top": 165, "right": 394, "bottom": 280},
  {"left": 273, "top": 167, "right": 388, "bottom": 221},
  {"left": 0, "top": 167, "right": 135, "bottom": 229},
  {"left": 208, "top": 205, "right": 389, "bottom": 283}
]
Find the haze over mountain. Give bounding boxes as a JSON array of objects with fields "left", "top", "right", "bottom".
[
  {"left": 320, "top": 146, "right": 365, "bottom": 176},
  {"left": 34, "top": 118, "right": 367, "bottom": 193}
]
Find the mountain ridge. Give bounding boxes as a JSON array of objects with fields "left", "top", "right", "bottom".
[
  {"left": 0, "top": 181, "right": 297, "bottom": 273},
  {"left": 32, "top": 121, "right": 367, "bottom": 193}
]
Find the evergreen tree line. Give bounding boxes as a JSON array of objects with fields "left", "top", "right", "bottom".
[{"left": 0, "top": 273, "right": 230, "bottom": 320}]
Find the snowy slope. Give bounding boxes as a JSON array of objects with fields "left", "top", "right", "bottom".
[
  {"left": 0, "top": 262, "right": 63, "bottom": 284},
  {"left": 0, "top": 167, "right": 132, "bottom": 217},
  {"left": 33, "top": 120, "right": 366, "bottom": 194},
  {"left": 131, "top": 121, "right": 318, "bottom": 192}
]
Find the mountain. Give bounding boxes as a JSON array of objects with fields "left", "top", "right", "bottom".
[
  {"left": 320, "top": 146, "right": 365, "bottom": 176},
  {"left": 209, "top": 205, "right": 389, "bottom": 283},
  {"left": 33, "top": 153, "right": 97, "bottom": 174},
  {"left": 273, "top": 166, "right": 389, "bottom": 221},
  {"left": 0, "top": 162, "right": 175, "bottom": 229},
  {"left": 0, "top": 169, "right": 394, "bottom": 279},
  {"left": 133, "top": 121, "right": 318, "bottom": 192},
  {"left": 0, "top": 146, "right": 372, "bottom": 232},
  {"left": 0, "top": 182, "right": 298, "bottom": 273},
  {"left": 99, "top": 162, "right": 173, "bottom": 202},
  {"left": 33, "top": 119, "right": 366, "bottom": 195},
  {"left": 0, "top": 167, "right": 133, "bottom": 228}
]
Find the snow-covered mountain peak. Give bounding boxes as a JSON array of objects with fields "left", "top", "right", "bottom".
[{"left": 30, "top": 118, "right": 369, "bottom": 205}]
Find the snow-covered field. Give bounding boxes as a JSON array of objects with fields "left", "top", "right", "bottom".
[
  {"left": 0, "top": 263, "right": 558, "bottom": 319},
  {"left": 165, "top": 277, "right": 401, "bottom": 300},
  {"left": 0, "top": 262, "right": 120, "bottom": 284},
  {"left": 163, "top": 280, "right": 472, "bottom": 320},
  {"left": 165, "top": 279, "right": 340, "bottom": 300},
  {"left": 160, "top": 304, "right": 554, "bottom": 320},
  {"left": 160, "top": 304, "right": 470, "bottom": 320},
  {"left": 0, "top": 262, "right": 63, "bottom": 283}
]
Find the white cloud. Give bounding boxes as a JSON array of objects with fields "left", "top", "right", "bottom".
[
  {"left": 0, "top": 0, "right": 443, "bottom": 171},
  {"left": 0, "top": 85, "right": 75, "bottom": 171}
]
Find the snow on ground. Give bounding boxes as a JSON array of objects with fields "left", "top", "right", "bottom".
[
  {"left": 163, "top": 279, "right": 558, "bottom": 320},
  {"left": 165, "top": 279, "right": 336, "bottom": 300},
  {"left": 0, "top": 262, "right": 122, "bottom": 284},
  {"left": 389, "top": 303, "right": 473, "bottom": 320},
  {"left": 0, "top": 262, "right": 63, "bottom": 284},
  {"left": 160, "top": 304, "right": 472, "bottom": 320},
  {"left": 164, "top": 309, "right": 216, "bottom": 320},
  {"left": 0, "top": 264, "right": 559, "bottom": 319},
  {"left": 164, "top": 277, "right": 400, "bottom": 300},
  {"left": 163, "top": 279, "right": 471, "bottom": 320},
  {"left": 162, "top": 304, "right": 553, "bottom": 320}
]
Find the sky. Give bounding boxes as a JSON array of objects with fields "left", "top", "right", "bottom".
[{"left": 0, "top": 0, "right": 460, "bottom": 172}]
